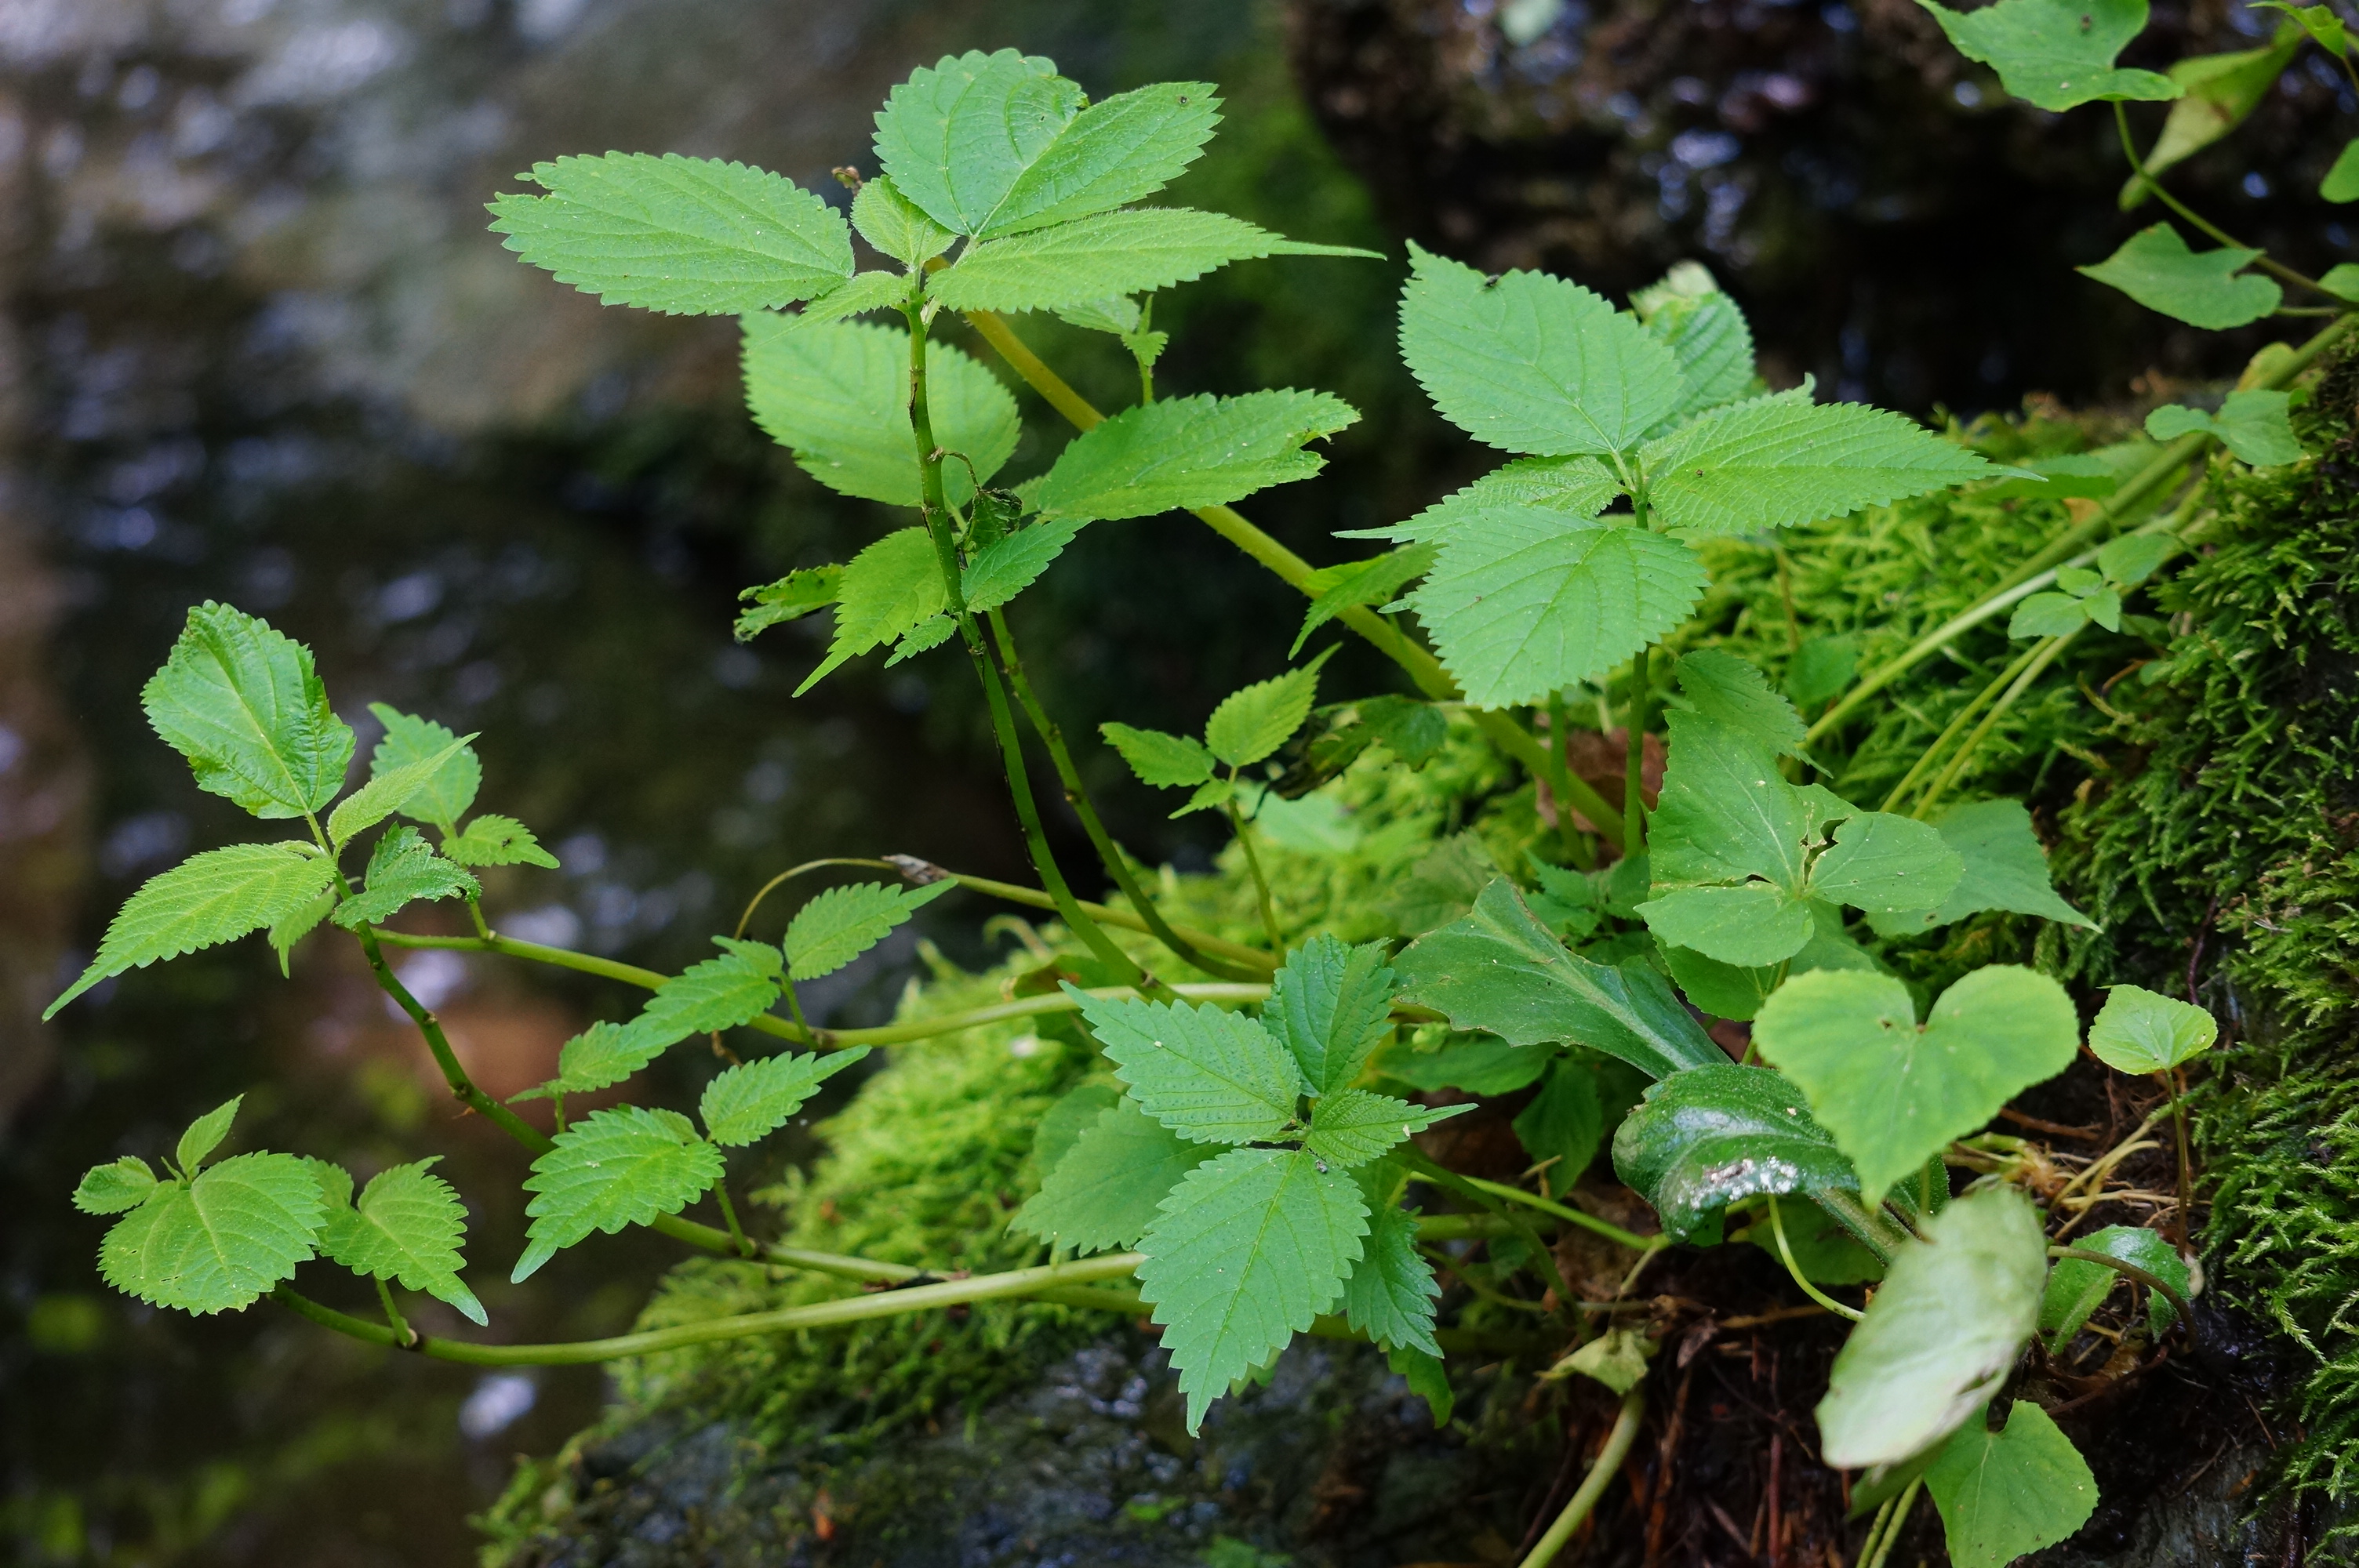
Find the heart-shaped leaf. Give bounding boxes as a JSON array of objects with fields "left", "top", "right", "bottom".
[
  {"left": 2086, "top": 984, "right": 2217, "bottom": 1074},
  {"left": 1754, "top": 965, "right": 2079, "bottom": 1202},
  {"left": 1923, "top": 1402, "right": 2099, "bottom": 1568}
]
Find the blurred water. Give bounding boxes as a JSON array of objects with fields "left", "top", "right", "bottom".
[{"left": 0, "top": 2, "right": 1396, "bottom": 1562}]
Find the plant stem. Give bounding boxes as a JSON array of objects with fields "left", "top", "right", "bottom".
[
  {"left": 1859, "top": 1480, "right": 1921, "bottom": 1568},
  {"left": 2166, "top": 1065, "right": 2195, "bottom": 1249},
  {"left": 353, "top": 924, "right": 552, "bottom": 1152},
  {"left": 1512, "top": 1386, "right": 1646, "bottom": 1568},
  {"left": 2047, "top": 1246, "right": 2197, "bottom": 1341},
  {"left": 1854, "top": 1496, "right": 1899, "bottom": 1568},
  {"left": 903, "top": 302, "right": 1147, "bottom": 990},
  {"left": 1766, "top": 1196, "right": 1866, "bottom": 1322},
  {"left": 712, "top": 1178, "right": 754, "bottom": 1258},
  {"left": 1441, "top": 1169, "right": 1659, "bottom": 1253},
  {"left": 1623, "top": 648, "right": 1651, "bottom": 855},
  {"left": 1912, "top": 628, "right": 2079, "bottom": 818},
  {"left": 1878, "top": 640, "right": 2046, "bottom": 814},
  {"left": 957, "top": 306, "right": 1628, "bottom": 848},
  {"left": 1542, "top": 694, "right": 1594, "bottom": 867},
  {"left": 988, "top": 608, "right": 1263, "bottom": 981},
  {"left": 375, "top": 1276, "right": 417, "bottom": 1348},
  {"left": 1224, "top": 794, "right": 1286, "bottom": 953}
]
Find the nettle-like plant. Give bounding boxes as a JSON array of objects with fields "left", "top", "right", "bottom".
[{"left": 55, "top": 34, "right": 2349, "bottom": 1566}]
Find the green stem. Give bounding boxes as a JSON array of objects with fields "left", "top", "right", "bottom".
[
  {"left": 903, "top": 302, "right": 1147, "bottom": 989},
  {"left": 1878, "top": 639, "right": 2045, "bottom": 814},
  {"left": 2165, "top": 1066, "right": 2195, "bottom": 1249},
  {"left": 1815, "top": 1188, "right": 1908, "bottom": 1261},
  {"left": 1766, "top": 1195, "right": 1866, "bottom": 1322},
  {"left": 353, "top": 924, "right": 552, "bottom": 1151},
  {"left": 1855, "top": 1496, "right": 1900, "bottom": 1568},
  {"left": 1225, "top": 793, "right": 1285, "bottom": 953},
  {"left": 988, "top": 608, "right": 1263, "bottom": 981},
  {"left": 712, "top": 1178, "right": 754, "bottom": 1258},
  {"left": 1860, "top": 1479, "right": 1921, "bottom": 1568},
  {"left": 957, "top": 306, "right": 1628, "bottom": 849},
  {"left": 2048, "top": 1245, "right": 2197, "bottom": 1341},
  {"left": 2114, "top": 103, "right": 2329, "bottom": 298},
  {"left": 1623, "top": 648, "right": 1651, "bottom": 855},
  {"left": 1512, "top": 1386, "right": 1646, "bottom": 1568},
  {"left": 1434, "top": 1167, "right": 1659, "bottom": 1254},
  {"left": 1543, "top": 695, "right": 1594, "bottom": 867},
  {"left": 1912, "top": 628, "right": 2079, "bottom": 818},
  {"left": 375, "top": 1276, "right": 417, "bottom": 1348}
]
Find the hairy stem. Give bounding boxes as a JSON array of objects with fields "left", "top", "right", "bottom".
[
  {"left": 1912, "top": 628, "right": 2079, "bottom": 818},
  {"left": 1513, "top": 1386, "right": 1646, "bottom": 1568},
  {"left": 988, "top": 608, "right": 1262, "bottom": 981},
  {"left": 1225, "top": 794, "right": 1286, "bottom": 953},
  {"left": 903, "top": 303, "right": 1146, "bottom": 988},
  {"left": 957, "top": 307, "right": 1629, "bottom": 848},
  {"left": 1766, "top": 1195, "right": 1866, "bottom": 1322}
]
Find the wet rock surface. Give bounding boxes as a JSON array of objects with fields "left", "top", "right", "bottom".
[{"left": 507, "top": 1334, "right": 1568, "bottom": 1568}]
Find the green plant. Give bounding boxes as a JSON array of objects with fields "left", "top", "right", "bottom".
[{"left": 49, "top": 31, "right": 2355, "bottom": 1566}]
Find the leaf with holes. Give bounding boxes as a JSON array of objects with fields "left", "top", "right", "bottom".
[
  {"left": 142, "top": 602, "right": 354, "bottom": 820},
  {"left": 1139, "top": 1145, "right": 1369, "bottom": 1432},
  {"left": 514, "top": 1106, "right": 722, "bottom": 1282},
  {"left": 489, "top": 153, "right": 852, "bottom": 314},
  {"left": 48, "top": 842, "right": 338, "bottom": 1018},
  {"left": 736, "top": 565, "right": 844, "bottom": 641}
]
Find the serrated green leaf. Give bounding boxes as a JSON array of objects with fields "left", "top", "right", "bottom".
[
  {"left": 736, "top": 564, "right": 844, "bottom": 641},
  {"left": 1072, "top": 988, "right": 1307, "bottom": 1144},
  {"left": 1398, "top": 242, "right": 1683, "bottom": 456},
  {"left": 1205, "top": 655, "right": 1329, "bottom": 768},
  {"left": 700, "top": 1047, "right": 868, "bottom": 1146},
  {"left": 1305, "top": 1088, "right": 1467, "bottom": 1167},
  {"left": 1864, "top": 799, "right": 2093, "bottom": 938},
  {"left": 1388, "top": 1343, "right": 1454, "bottom": 1425},
  {"left": 796, "top": 528, "right": 949, "bottom": 697},
  {"left": 928, "top": 209, "right": 1375, "bottom": 313},
  {"left": 1808, "top": 811, "right": 1965, "bottom": 913},
  {"left": 1012, "top": 1098, "right": 1214, "bottom": 1254},
  {"left": 1364, "top": 454, "right": 1623, "bottom": 544},
  {"left": 176, "top": 1097, "right": 243, "bottom": 1175},
  {"left": 1100, "top": 722, "right": 1217, "bottom": 788},
  {"left": 1343, "top": 1184, "right": 1441, "bottom": 1356},
  {"left": 1265, "top": 933, "right": 1396, "bottom": 1094},
  {"left": 1292, "top": 543, "right": 1437, "bottom": 657},
  {"left": 800, "top": 270, "right": 911, "bottom": 325},
  {"left": 1754, "top": 965, "right": 2079, "bottom": 1203},
  {"left": 1173, "top": 777, "right": 1237, "bottom": 818},
  {"left": 871, "top": 50, "right": 1085, "bottom": 235},
  {"left": 267, "top": 883, "right": 337, "bottom": 977},
  {"left": 1139, "top": 1145, "right": 1369, "bottom": 1432},
  {"left": 964, "top": 516, "right": 1085, "bottom": 613},
  {"left": 488, "top": 153, "right": 850, "bottom": 314},
  {"left": 141, "top": 601, "right": 354, "bottom": 820},
  {"left": 75, "top": 1156, "right": 159, "bottom": 1215},
  {"left": 1636, "top": 882, "right": 1814, "bottom": 967},
  {"left": 742, "top": 316, "right": 1017, "bottom": 508},
  {"left": 1611, "top": 1063, "right": 1859, "bottom": 1242},
  {"left": 1816, "top": 1185, "right": 2047, "bottom": 1468},
  {"left": 1918, "top": 0, "right": 2182, "bottom": 110},
  {"left": 2122, "top": 36, "right": 2302, "bottom": 203},
  {"left": 318, "top": 1158, "right": 486, "bottom": 1326},
  {"left": 2040, "top": 1222, "right": 2189, "bottom": 1347},
  {"left": 851, "top": 174, "right": 954, "bottom": 268},
  {"left": 2078, "top": 223, "right": 2281, "bottom": 329},
  {"left": 1032, "top": 390, "right": 1359, "bottom": 524},
  {"left": 1359, "top": 695, "right": 1449, "bottom": 768},
  {"left": 2327, "top": 139, "right": 2359, "bottom": 202},
  {"left": 99, "top": 1151, "right": 325, "bottom": 1315},
  {"left": 1671, "top": 649, "right": 1805, "bottom": 760},
  {"left": 2087, "top": 983, "right": 2216, "bottom": 1073},
  {"left": 980, "top": 79, "right": 1224, "bottom": 238},
  {"left": 1924, "top": 1403, "right": 2099, "bottom": 1568},
  {"left": 1641, "top": 389, "right": 1996, "bottom": 537},
  {"left": 329, "top": 734, "right": 472, "bottom": 849},
  {"left": 623, "top": 937, "right": 787, "bottom": 1054},
  {"left": 330, "top": 826, "right": 480, "bottom": 930},
  {"left": 1408, "top": 510, "right": 1708, "bottom": 710},
  {"left": 515, "top": 1105, "right": 722, "bottom": 1281},
  {"left": 1650, "top": 711, "right": 1813, "bottom": 892},
  {"left": 48, "top": 842, "right": 338, "bottom": 1018},
  {"left": 1514, "top": 1058, "right": 1603, "bottom": 1197},
  {"left": 364, "top": 703, "right": 481, "bottom": 833},
  {"left": 516, "top": 1020, "right": 655, "bottom": 1099},
  {"left": 443, "top": 814, "right": 559, "bottom": 869},
  {"left": 1394, "top": 878, "right": 1722, "bottom": 1080},
  {"left": 1636, "top": 267, "right": 1757, "bottom": 426},
  {"left": 885, "top": 613, "right": 957, "bottom": 666},
  {"left": 1032, "top": 1082, "right": 1123, "bottom": 1176},
  {"left": 783, "top": 880, "right": 953, "bottom": 982}
]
